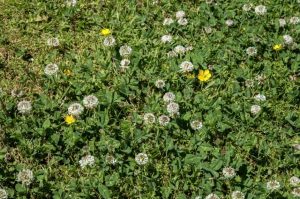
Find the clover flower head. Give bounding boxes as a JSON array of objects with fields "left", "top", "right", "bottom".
[
  {"left": 79, "top": 155, "right": 95, "bottom": 168},
  {"left": 68, "top": 103, "right": 84, "bottom": 116},
  {"left": 266, "top": 180, "right": 280, "bottom": 191},
  {"left": 83, "top": 95, "right": 99, "bottom": 109},
  {"left": 222, "top": 167, "right": 236, "bottom": 178},
  {"left": 17, "top": 169, "right": 34, "bottom": 186},
  {"left": 135, "top": 153, "right": 148, "bottom": 165},
  {"left": 45, "top": 63, "right": 59, "bottom": 76},
  {"left": 17, "top": 100, "right": 32, "bottom": 114}
]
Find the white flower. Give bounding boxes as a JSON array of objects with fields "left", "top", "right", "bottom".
[
  {"left": 79, "top": 155, "right": 95, "bottom": 168},
  {"left": 158, "top": 115, "right": 170, "bottom": 126},
  {"left": 190, "top": 120, "right": 203, "bottom": 130},
  {"left": 254, "top": 94, "right": 266, "bottom": 101},
  {"left": 167, "top": 51, "right": 177, "bottom": 58},
  {"left": 222, "top": 167, "right": 236, "bottom": 178},
  {"left": 103, "top": 36, "right": 116, "bottom": 46},
  {"left": 0, "top": 189, "right": 7, "bottom": 199},
  {"left": 279, "top": 18, "right": 286, "bottom": 27},
  {"left": 106, "top": 154, "right": 117, "bottom": 165},
  {"left": 180, "top": 61, "right": 194, "bottom": 73},
  {"left": 17, "top": 169, "right": 34, "bottom": 186},
  {"left": 266, "top": 180, "right": 280, "bottom": 191},
  {"left": 292, "top": 187, "right": 300, "bottom": 197},
  {"left": 68, "top": 103, "right": 84, "bottom": 116},
  {"left": 231, "top": 191, "right": 245, "bottom": 199},
  {"left": 83, "top": 95, "right": 99, "bottom": 109},
  {"left": 205, "top": 193, "right": 220, "bottom": 199},
  {"left": 178, "top": 18, "right": 188, "bottom": 26},
  {"left": 242, "top": 4, "right": 252, "bottom": 12},
  {"left": 119, "top": 45, "right": 132, "bottom": 57},
  {"left": 163, "top": 92, "right": 175, "bottom": 103},
  {"left": 161, "top": 35, "right": 173, "bottom": 43},
  {"left": 47, "top": 37, "right": 59, "bottom": 47},
  {"left": 283, "top": 35, "right": 293, "bottom": 45},
  {"left": 176, "top": 11, "right": 185, "bottom": 19},
  {"left": 167, "top": 102, "right": 179, "bottom": 115},
  {"left": 254, "top": 5, "right": 267, "bottom": 15},
  {"left": 225, "top": 19, "right": 234, "bottom": 26},
  {"left": 174, "top": 45, "right": 186, "bottom": 54},
  {"left": 17, "top": 100, "right": 32, "bottom": 114},
  {"left": 251, "top": 105, "right": 261, "bottom": 115},
  {"left": 155, "top": 79, "right": 165, "bottom": 89},
  {"left": 163, "top": 18, "right": 174, "bottom": 26},
  {"left": 143, "top": 113, "right": 156, "bottom": 124},
  {"left": 120, "top": 59, "right": 130, "bottom": 66},
  {"left": 44, "top": 63, "right": 59, "bottom": 76},
  {"left": 289, "top": 176, "right": 300, "bottom": 186},
  {"left": 66, "top": 0, "right": 76, "bottom": 6},
  {"left": 246, "top": 47, "right": 257, "bottom": 56},
  {"left": 290, "top": 16, "right": 300, "bottom": 25},
  {"left": 135, "top": 153, "right": 148, "bottom": 165}
]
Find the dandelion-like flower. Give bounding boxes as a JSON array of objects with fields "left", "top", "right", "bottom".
[
  {"left": 44, "top": 63, "right": 59, "bottom": 76},
  {"left": 161, "top": 35, "right": 173, "bottom": 43},
  {"left": 222, "top": 167, "right": 236, "bottom": 178},
  {"left": 0, "top": 189, "right": 7, "bottom": 199},
  {"left": 65, "top": 115, "right": 76, "bottom": 124},
  {"left": 266, "top": 180, "right": 280, "bottom": 191},
  {"left": 289, "top": 176, "right": 300, "bottom": 186},
  {"left": 163, "top": 92, "right": 175, "bottom": 103},
  {"left": 205, "top": 193, "right": 220, "bottom": 199},
  {"left": 83, "top": 95, "right": 99, "bottom": 109},
  {"left": 279, "top": 18, "right": 286, "bottom": 27},
  {"left": 292, "top": 187, "right": 300, "bottom": 197},
  {"left": 273, "top": 44, "right": 283, "bottom": 51},
  {"left": 176, "top": 11, "right": 185, "bottom": 19},
  {"left": 180, "top": 61, "right": 194, "bottom": 73},
  {"left": 290, "top": 16, "right": 300, "bottom": 25},
  {"left": 143, "top": 113, "right": 156, "bottom": 124},
  {"left": 47, "top": 37, "right": 59, "bottom": 47},
  {"left": 242, "top": 4, "right": 252, "bottom": 12},
  {"left": 204, "top": 26, "right": 212, "bottom": 34},
  {"left": 251, "top": 105, "right": 261, "bottom": 115},
  {"left": 17, "top": 100, "right": 32, "bottom": 114},
  {"left": 100, "top": 28, "right": 111, "bottom": 36},
  {"left": 190, "top": 120, "right": 203, "bottom": 130},
  {"left": 254, "top": 94, "right": 266, "bottom": 101},
  {"left": 17, "top": 169, "right": 34, "bottom": 186},
  {"left": 103, "top": 36, "right": 116, "bottom": 47},
  {"left": 174, "top": 45, "right": 186, "bottom": 54},
  {"left": 167, "top": 102, "right": 179, "bottom": 116},
  {"left": 177, "top": 18, "right": 188, "bottom": 26},
  {"left": 158, "top": 115, "right": 170, "bottom": 126},
  {"left": 163, "top": 18, "right": 174, "bottom": 26},
  {"left": 155, "top": 79, "right": 165, "bottom": 89},
  {"left": 135, "top": 153, "right": 148, "bottom": 165},
  {"left": 246, "top": 47, "right": 257, "bottom": 56},
  {"left": 254, "top": 5, "right": 267, "bottom": 15},
  {"left": 79, "top": 155, "right": 95, "bottom": 168},
  {"left": 106, "top": 154, "right": 117, "bottom": 165},
  {"left": 231, "top": 191, "right": 245, "bottom": 199},
  {"left": 225, "top": 19, "right": 234, "bottom": 27},
  {"left": 283, "top": 35, "right": 293, "bottom": 45},
  {"left": 119, "top": 45, "right": 132, "bottom": 57},
  {"left": 198, "top": 70, "right": 212, "bottom": 82},
  {"left": 68, "top": 103, "right": 84, "bottom": 116}
]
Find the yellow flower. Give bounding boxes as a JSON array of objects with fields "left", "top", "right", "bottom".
[
  {"left": 100, "top": 28, "right": 111, "bottom": 36},
  {"left": 198, "top": 69, "right": 212, "bottom": 82},
  {"left": 63, "top": 69, "right": 72, "bottom": 76},
  {"left": 65, "top": 115, "right": 75, "bottom": 125},
  {"left": 273, "top": 44, "right": 283, "bottom": 51}
]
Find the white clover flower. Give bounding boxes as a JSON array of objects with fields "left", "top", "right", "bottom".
[
  {"left": 242, "top": 4, "right": 252, "bottom": 12},
  {"left": 254, "top": 94, "right": 266, "bottom": 101},
  {"left": 254, "top": 5, "right": 267, "bottom": 15},
  {"left": 231, "top": 191, "right": 245, "bottom": 199},
  {"left": 180, "top": 61, "right": 194, "bottom": 73},
  {"left": 222, "top": 167, "right": 236, "bottom": 178},
  {"left": 251, "top": 105, "right": 261, "bottom": 115},
  {"left": 161, "top": 35, "right": 173, "bottom": 43},
  {"left": 279, "top": 18, "right": 286, "bottom": 27},
  {"left": 155, "top": 79, "right": 165, "bottom": 89},
  {"left": 158, "top": 115, "right": 170, "bottom": 126},
  {"left": 163, "top": 92, "right": 175, "bottom": 103},
  {"left": 283, "top": 35, "right": 293, "bottom": 45},
  {"left": 246, "top": 47, "right": 257, "bottom": 56},
  {"left": 135, "top": 153, "right": 148, "bottom": 165},
  {"left": 119, "top": 45, "right": 132, "bottom": 57},
  {"left": 266, "top": 180, "right": 280, "bottom": 191},
  {"left": 163, "top": 18, "right": 174, "bottom": 26},
  {"left": 106, "top": 154, "right": 117, "bottom": 165},
  {"left": 176, "top": 11, "right": 185, "bottom": 19},
  {"left": 17, "top": 100, "right": 32, "bottom": 114},
  {"left": 47, "top": 37, "right": 59, "bottom": 47},
  {"left": 167, "top": 102, "right": 179, "bottom": 116},
  {"left": 292, "top": 187, "right": 300, "bottom": 197},
  {"left": 11, "top": 89, "right": 24, "bottom": 98},
  {"left": 79, "top": 155, "right": 95, "bottom": 168},
  {"left": 68, "top": 103, "right": 84, "bottom": 116},
  {"left": 177, "top": 18, "right": 188, "bottom": 26},
  {"left": 225, "top": 19, "right": 234, "bottom": 26},
  {"left": 66, "top": 0, "right": 76, "bottom": 6},
  {"left": 190, "top": 120, "right": 203, "bottom": 130},
  {"left": 205, "top": 193, "right": 220, "bottom": 199},
  {"left": 167, "top": 50, "right": 177, "bottom": 58},
  {"left": 204, "top": 26, "right": 213, "bottom": 34},
  {"left": 0, "top": 189, "right": 7, "bottom": 199},
  {"left": 83, "top": 95, "right": 99, "bottom": 109},
  {"left": 103, "top": 36, "right": 116, "bottom": 46},
  {"left": 290, "top": 16, "right": 300, "bottom": 25},
  {"left": 174, "top": 45, "right": 186, "bottom": 54},
  {"left": 44, "top": 63, "right": 59, "bottom": 76},
  {"left": 120, "top": 59, "right": 130, "bottom": 66},
  {"left": 17, "top": 169, "right": 34, "bottom": 186},
  {"left": 143, "top": 113, "right": 156, "bottom": 124},
  {"left": 289, "top": 176, "right": 300, "bottom": 186}
]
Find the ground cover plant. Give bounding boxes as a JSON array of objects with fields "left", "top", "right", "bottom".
[{"left": 0, "top": 0, "right": 300, "bottom": 198}]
